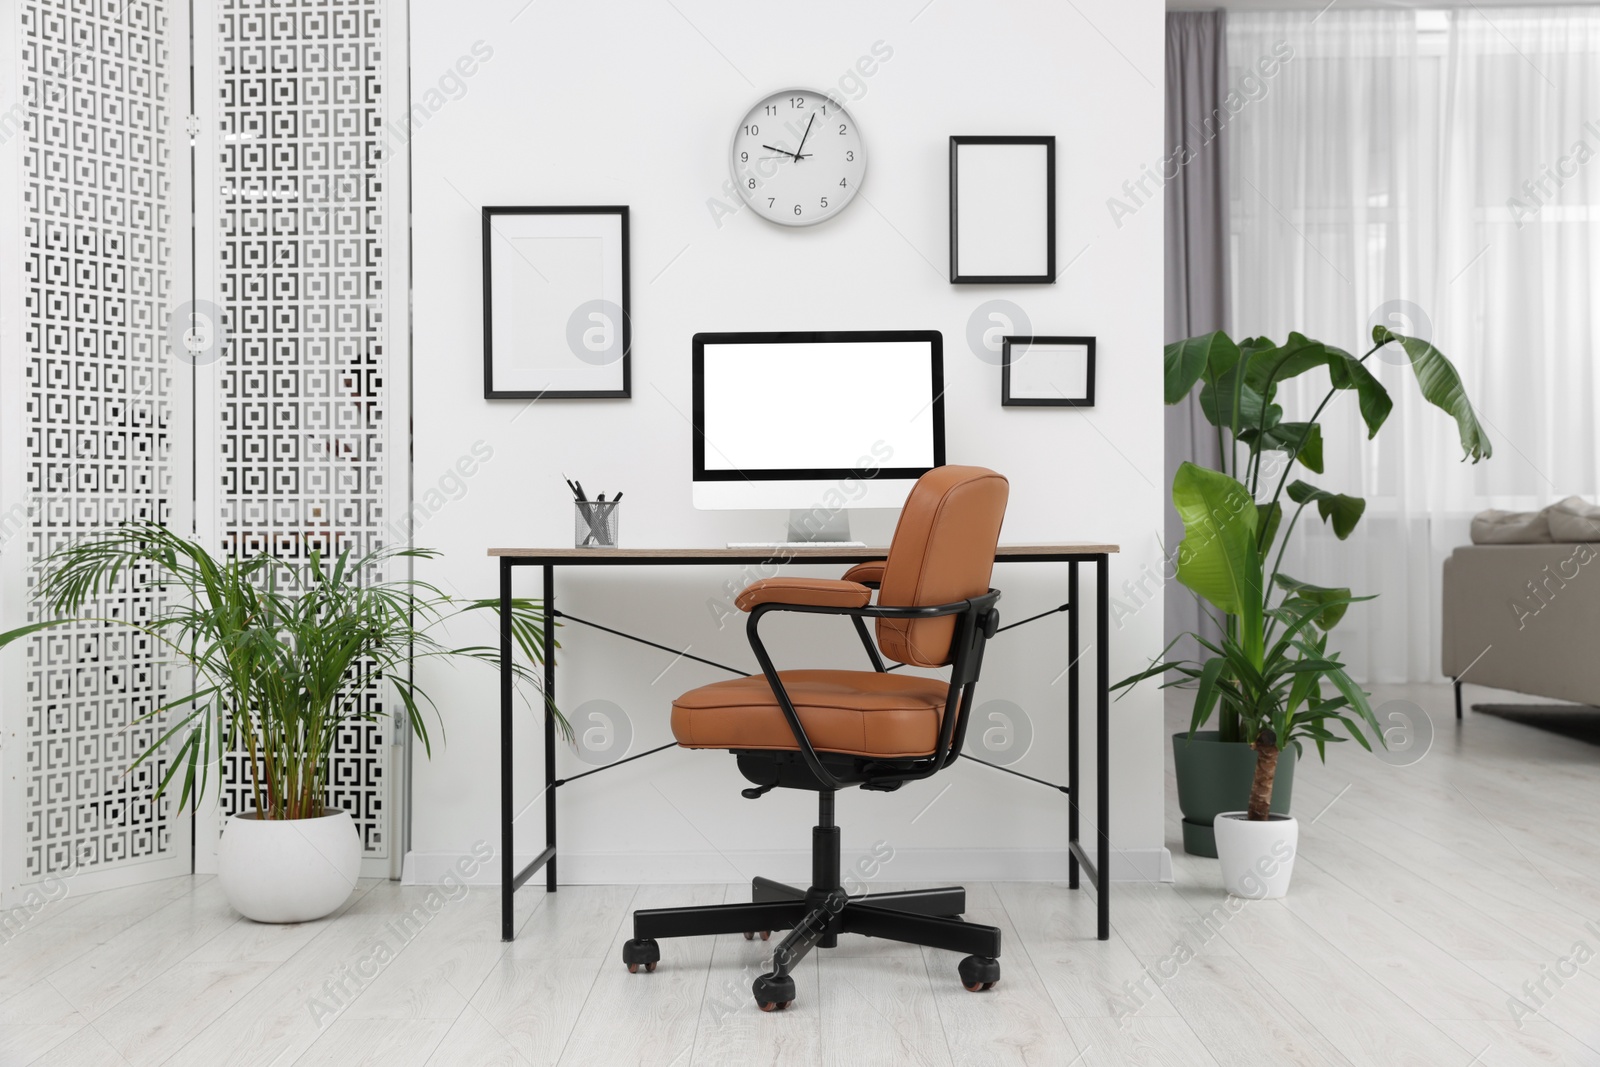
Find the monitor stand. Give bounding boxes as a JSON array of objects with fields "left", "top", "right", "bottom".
[{"left": 785, "top": 508, "right": 852, "bottom": 543}]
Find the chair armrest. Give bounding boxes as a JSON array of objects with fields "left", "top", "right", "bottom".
[
  {"left": 841, "top": 560, "right": 886, "bottom": 587},
  {"left": 735, "top": 577, "right": 872, "bottom": 612}
]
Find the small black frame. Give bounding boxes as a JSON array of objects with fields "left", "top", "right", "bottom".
[
  {"left": 1001, "top": 336, "right": 1096, "bottom": 407},
  {"left": 482, "top": 205, "right": 631, "bottom": 400},
  {"left": 949, "top": 136, "right": 1056, "bottom": 285}
]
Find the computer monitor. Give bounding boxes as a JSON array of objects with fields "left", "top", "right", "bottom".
[{"left": 692, "top": 331, "right": 945, "bottom": 540}]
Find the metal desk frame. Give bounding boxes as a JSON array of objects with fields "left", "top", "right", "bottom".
[{"left": 492, "top": 544, "right": 1115, "bottom": 943}]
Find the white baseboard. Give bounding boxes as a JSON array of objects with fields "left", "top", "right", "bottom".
[{"left": 403, "top": 846, "right": 1173, "bottom": 886}]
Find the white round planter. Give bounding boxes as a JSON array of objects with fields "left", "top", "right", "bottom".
[
  {"left": 219, "top": 810, "right": 361, "bottom": 923},
  {"left": 1213, "top": 812, "right": 1299, "bottom": 899}
]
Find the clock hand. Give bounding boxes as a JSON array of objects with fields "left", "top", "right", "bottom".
[
  {"left": 793, "top": 112, "right": 817, "bottom": 161},
  {"left": 761, "top": 144, "right": 808, "bottom": 161}
]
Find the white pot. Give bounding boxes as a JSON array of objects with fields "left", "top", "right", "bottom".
[
  {"left": 219, "top": 809, "right": 361, "bottom": 923},
  {"left": 1213, "top": 812, "right": 1299, "bottom": 899}
]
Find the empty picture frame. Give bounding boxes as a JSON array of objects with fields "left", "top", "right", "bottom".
[
  {"left": 1002, "top": 336, "right": 1095, "bottom": 407},
  {"left": 950, "top": 136, "right": 1055, "bottom": 284},
  {"left": 483, "top": 205, "right": 631, "bottom": 399}
]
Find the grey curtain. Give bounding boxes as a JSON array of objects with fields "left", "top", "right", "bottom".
[{"left": 1164, "top": 11, "right": 1229, "bottom": 657}]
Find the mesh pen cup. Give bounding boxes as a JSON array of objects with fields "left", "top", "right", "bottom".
[{"left": 574, "top": 501, "right": 620, "bottom": 548}]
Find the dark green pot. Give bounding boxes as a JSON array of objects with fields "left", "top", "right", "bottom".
[{"left": 1172, "top": 731, "right": 1296, "bottom": 857}]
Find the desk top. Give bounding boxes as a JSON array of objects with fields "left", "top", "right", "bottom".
[{"left": 488, "top": 542, "right": 1118, "bottom": 562}]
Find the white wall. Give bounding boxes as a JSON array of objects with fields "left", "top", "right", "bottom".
[{"left": 405, "top": 0, "right": 1169, "bottom": 887}]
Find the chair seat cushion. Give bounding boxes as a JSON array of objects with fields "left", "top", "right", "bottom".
[{"left": 671, "top": 669, "right": 949, "bottom": 758}]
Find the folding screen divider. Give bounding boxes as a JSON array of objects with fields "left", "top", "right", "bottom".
[
  {"left": 0, "top": 0, "right": 194, "bottom": 902},
  {"left": 0, "top": 0, "right": 411, "bottom": 903},
  {"left": 190, "top": 0, "right": 411, "bottom": 881}
]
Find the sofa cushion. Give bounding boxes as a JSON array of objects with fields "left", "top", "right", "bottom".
[
  {"left": 1470, "top": 508, "right": 1552, "bottom": 544},
  {"left": 1548, "top": 496, "right": 1600, "bottom": 542}
]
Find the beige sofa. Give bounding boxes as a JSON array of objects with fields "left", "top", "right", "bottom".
[{"left": 1441, "top": 542, "right": 1600, "bottom": 716}]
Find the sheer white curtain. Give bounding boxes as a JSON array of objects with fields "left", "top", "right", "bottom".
[
  {"left": 1227, "top": 8, "right": 1600, "bottom": 683},
  {"left": 1440, "top": 9, "right": 1600, "bottom": 501}
]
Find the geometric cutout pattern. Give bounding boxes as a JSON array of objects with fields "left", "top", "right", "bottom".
[
  {"left": 213, "top": 0, "right": 390, "bottom": 855},
  {"left": 20, "top": 0, "right": 179, "bottom": 878}
]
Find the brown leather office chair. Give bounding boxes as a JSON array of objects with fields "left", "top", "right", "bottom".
[{"left": 622, "top": 465, "right": 1009, "bottom": 1010}]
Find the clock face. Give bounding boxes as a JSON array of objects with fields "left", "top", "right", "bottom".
[{"left": 729, "top": 89, "right": 866, "bottom": 227}]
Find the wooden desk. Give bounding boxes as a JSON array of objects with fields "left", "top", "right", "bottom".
[{"left": 490, "top": 542, "right": 1118, "bottom": 942}]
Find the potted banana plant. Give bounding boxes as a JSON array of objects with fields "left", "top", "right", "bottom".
[
  {"left": 1120, "top": 326, "right": 1492, "bottom": 883},
  {"left": 0, "top": 524, "right": 560, "bottom": 922}
]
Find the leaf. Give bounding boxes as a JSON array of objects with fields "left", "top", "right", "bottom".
[
  {"left": 1199, "top": 366, "right": 1279, "bottom": 435},
  {"left": 1236, "top": 336, "right": 1280, "bottom": 361},
  {"left": 1262, "top": 596, "right": 1342, "bottom": 674},
  {"left": 1172, "top": 462, "right": 1265, "bottom": 660},
  {"left": 1326, "top": 354, "right": 1393, "bottom": 439},
  {"left": 1287, "top": 480, "right": 1367, "bottom": 540},
  {"left": 1112, "top": 659, "right": 1190, "bottom": 692},
  {"left": 0, "top": 619, "right": 71, "bottom": 650},
  {"left": 1335, "top": 715, "right": 1376, "bottom": 752},
  {"left": 1112, "top": 632, "right": 1190, "bottom": 693},
  {"left": 1275, "top": 573, "right": 1360, "bottom": 631},
  {"left": 1288, "top": 424, "right": 1323, "bottom": 472},
  {"left": 1286, "top": 663, "right": 1319, "bottom": 717},
  {"left": 1190, "top": 656, "right": 1229, "bottom": 736},
  {"left": 1243, "top": 332, "right": 1323, "bottom": 396},
  {"left": 1373, "top": 327, "right": 1494, "bottom": 462},
  {"left": 1256, "top": 502, "right": 1283, "bottom": 554},
  {"left": 1165, "top": 332, "right": 1237, "bottom": 405},
  {"left": 1219, "top": 634, "right": 1267, "bottom": 693},
  {"left": 1245, "top": 332, "right": 1393, "bottom": 439},
  {"left": 1241, "top": 422, "right": 1323, "bottom": 474},
  {"left": 1281, "top": 658, "right": 1343, "bottom": 673}
]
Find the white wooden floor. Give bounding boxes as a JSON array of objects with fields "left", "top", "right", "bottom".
[{"left": 2, "top": 682, "right": 1597, "bottom": 1066}]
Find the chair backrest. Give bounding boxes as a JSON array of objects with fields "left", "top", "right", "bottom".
[{"left": 876, "top": 466, "right": 1009, "bottom": 668}]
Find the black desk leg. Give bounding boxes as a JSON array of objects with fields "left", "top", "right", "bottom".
[
  {"left": 1067, "top": 561, "right": 1080, "bottom": 891},
  {"left": 500, "top": 558, "right": 515, "bottom": 942},
  {"left": 544, "top": 564, "right": 558, "bottom": 892},
  {"left": 1096, "top": 554, "right": 1110, "bottom": 941}
]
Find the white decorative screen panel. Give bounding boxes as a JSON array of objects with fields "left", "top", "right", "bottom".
[
  {"left": 15, "top": 0, "right": 186, "bottom": 881},
  {"left": 210, "top": 0, "right": 394, "bottom": 856}
]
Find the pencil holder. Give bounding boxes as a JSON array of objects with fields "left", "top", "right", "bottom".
[{"left": 574, "top": 501, "right": 620, "bottom": 548}]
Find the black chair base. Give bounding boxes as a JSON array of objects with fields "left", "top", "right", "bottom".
[{"left": 622, "top": 793, "right": 1001, "bottom": 1010}]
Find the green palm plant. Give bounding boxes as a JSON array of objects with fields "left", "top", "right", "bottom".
[
  {"left": 0, "top": 523, "right": 562, "bottom": 819},
  {"left": 1120, "top": 325, "right": 1492, "bottom": 820}
]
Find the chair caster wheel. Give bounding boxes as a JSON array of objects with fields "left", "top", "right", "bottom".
[
  {"left": 959, "top": 955, "right": 999, "bottom": 991},
  {"left": 752, "top": 972, "right": 795, "bottom": 1011},
  {"left": 623, "top": 938, "right": 660, "bottom": 974},
  {"left": 743, "top": 930, "right": 771, "bottom": 941}
]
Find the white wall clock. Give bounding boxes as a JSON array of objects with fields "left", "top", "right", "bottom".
[{"left": 730, "top": 88, "right": 866, "bottom": 227}]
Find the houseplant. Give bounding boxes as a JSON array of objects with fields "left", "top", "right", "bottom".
[
  {"left": 1121, "top": 325, "right": 1492, "bottom": 882},
  {"left": 0, "top": 522, "right": 560, "bottom": 922}
]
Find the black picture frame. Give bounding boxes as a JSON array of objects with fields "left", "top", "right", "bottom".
[
  {"left": 482, "top": 205, "right": 631, "bottom": 400},
  {"left": 1001, "top": 336, "right": 1095, "bottom": 407},
  {"left": 691, "top": 331, "right": 946, "bottom": 481},
  {"left": 949, "top": 136, "right": 1056, "bottom": 284}
]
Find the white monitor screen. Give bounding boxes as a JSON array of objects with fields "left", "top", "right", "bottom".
[{"left": 694, "top": 332, "right": 944, "bottom": 479}]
